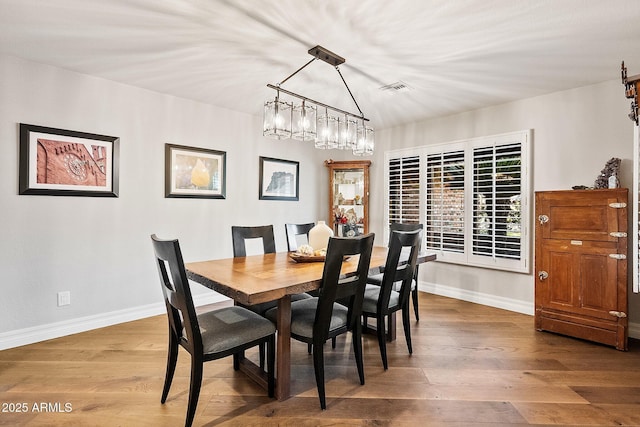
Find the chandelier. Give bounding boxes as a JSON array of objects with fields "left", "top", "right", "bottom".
[{"left": 263, "top": 45, "right": 374, "bottom": 156}]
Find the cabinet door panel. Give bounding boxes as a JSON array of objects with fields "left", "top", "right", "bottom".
[
  {"left": 578, "top": 252, "right": 619, "bottom": 319},
  {"left": 548, "top": 204, "right": 611, "bottom": 239},
  {"left": 536, "top": 189, "right": 626, "bottom": 242},
  {"left": 544, "top": 250, "right": 573, "bottom": 307}
]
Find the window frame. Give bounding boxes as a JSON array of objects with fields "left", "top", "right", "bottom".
[{"left": 384, "top": 129, "right": 532, "bottom": 273}]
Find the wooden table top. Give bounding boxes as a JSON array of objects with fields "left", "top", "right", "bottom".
[{"left": 186, "top": 247, "right": 436, "bottom": 306}]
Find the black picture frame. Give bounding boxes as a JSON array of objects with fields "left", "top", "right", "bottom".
[
  {"left": 165, "top": 143, "right": 226, "bottom": 199},
  {"left": 259, "top": 156, "right": 299, "bottom": 201},
  {"left": 19, "top": 123, "right": 119, "bottom": 197}
]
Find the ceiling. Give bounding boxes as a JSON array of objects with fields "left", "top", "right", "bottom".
[{"left": 2, "top": 0, "right": 640, "bottom": 130}]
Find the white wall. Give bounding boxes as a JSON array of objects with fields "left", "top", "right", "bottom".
[
  {"left": 2, "top": 53, "right": 638, "bottom": 348},
  {"left": 368, "top": 78, "right": 640, "bottom": 333},
  {"left": 0, "top": 54, "right": 331, "bottom": 348}
]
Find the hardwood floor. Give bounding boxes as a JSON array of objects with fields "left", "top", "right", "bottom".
[{"left": 1, "top": 293, "right": 639, "bottom": 426}]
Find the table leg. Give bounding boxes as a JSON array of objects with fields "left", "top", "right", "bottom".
[
  {"left": 387, "top": 312, "right": 397, "bottom": 341},
  {"left": 275, "top": 295, "right": 291, "bottom": 400}
]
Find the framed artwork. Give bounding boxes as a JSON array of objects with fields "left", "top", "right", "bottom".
[
  {"left": 165, "top": 143, "right": 226, "bottom": 199},
  {"left": 19, "top": 123, "right": 119, "bottom": 197},
  {"left": 259, "top": 156, "right": 299, "bottom": 201}
]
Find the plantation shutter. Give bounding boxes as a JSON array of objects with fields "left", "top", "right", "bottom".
[
  {"left": 472, "top": 141, "right": 522, "bottom": 260},
  {"left": 388, "top": 155, "right": 421, "bottom": 224},
  {"left": 425, "top": 149, "right": 465, "bottom": 253}
]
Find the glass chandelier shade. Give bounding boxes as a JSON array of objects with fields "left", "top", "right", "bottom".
[
  {"left": 324, "top": 113, "right": 340, "bottom": 149},
  {"left": 339, "top": 116, "right": 358, "bottom": 149},
  {"left": 315, "top": 108, "right": 330, "bottom": 149},
  {"left": 353, "top": 123, "right": 374, "bottom": 156},
  {"left": 292, "top": 101, "right": 317, "bottom": 141},
  {"left": 263, "top": 94, "right": 293, "bottom": 140}
]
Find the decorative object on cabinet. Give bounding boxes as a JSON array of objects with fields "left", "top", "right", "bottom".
[
  {"left": 19, "top": 123, "right": 119, "bottom": 197},
  {"left": 259, "top": 157, "right": 299, "bottom": 201},
  {"left": 165, "top": 144, "right": 226, "bottom": 199},
  {"left": 535, "top": 189, "right": 628, "bottom": 351},
  {"left": 593, "top": 157, "right": 621, "bottom": 189},
  {"left": 262, "top": 45, "right": 374, "bottom": 156},
  {"left": 325, "top": 159, "right": 370, "bottom": 236}
]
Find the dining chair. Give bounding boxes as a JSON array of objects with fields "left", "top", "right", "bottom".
[
  {"left": 231, "top": 225, "right": 311, "bottom": 369},
  {"left": 366, "top": 223, "right": 423, "bottom": 321},
  {"left": 150, "top": 234, "right": 275, "bottom": 427},
  {"left": 265, "top": 233, "right": 375, "bottom": 409},
  {"left": 286, "top": 222, "right": 333, "bottom": 352},
  {"left": 361, "top": 229, "right": 421, "bottom": 370},
  {"left": 285, "top": 225, "right": 339, "bottom": 354},
  {"left": 285, "top": 222, "right": 315, "bottom": 252}
]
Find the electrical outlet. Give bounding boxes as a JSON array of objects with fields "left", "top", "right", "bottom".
[{"left": 57, "top": 291, "right": 71, "bottom": 307}]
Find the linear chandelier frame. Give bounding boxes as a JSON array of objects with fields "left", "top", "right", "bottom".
[
  {"left": 263, "top": 45, "right": 374, "bottom": 155},
  {"left": 266, "top": 45, "right": 370, "bottom": 123}
]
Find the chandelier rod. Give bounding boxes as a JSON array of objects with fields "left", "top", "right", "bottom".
[
  {"left": 335, "top": 66, "right": 365, "bottom": 119},
  {"left": 266, "top": 83, "right": 369, "bottom": 122},
  {"left": 268, "top": 45, "right": 368, "bottom": 121},
  {"left": 277, "top": 57, "right": 316, "bottom": 87}
]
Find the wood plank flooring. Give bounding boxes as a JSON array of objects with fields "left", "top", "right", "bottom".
[{"left": 1, "top": 293, "right": 639, "bottom": 426}]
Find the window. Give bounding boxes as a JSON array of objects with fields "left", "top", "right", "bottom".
[{"left": 385, "top": 130, "right": 531, "bottom": 273}]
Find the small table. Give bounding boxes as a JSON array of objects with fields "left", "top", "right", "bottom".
[{"left": 186, "top": 247, "right": 436, "bottom": 400}]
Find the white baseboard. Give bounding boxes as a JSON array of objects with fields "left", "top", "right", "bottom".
[
  {"left": 420, "top": 281, "right": 640, "bottom": 340},
  {"left": 421, "top": 280, "right": 534, "bottom": 316},
  {"left": 0, "top": 292, "right": 227, "bottom": 351},
  {"left": 628, "top": 321, "right": 640, "bottom": 340},
  {"left": 3, "top": 283, "right": 637, "bottom": 351}
]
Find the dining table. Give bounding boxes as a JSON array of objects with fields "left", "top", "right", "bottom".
[{"left": 185, "top": 246, "right": 436, "bottom": 400}]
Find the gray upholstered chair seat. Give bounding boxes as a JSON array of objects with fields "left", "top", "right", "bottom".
[
  {"left": 196, "top": 306, "right": 276, "bottom": 355},
  {"left": 367, "top": 273, "right": 415, "bottom": 291},
  {"left": 362, "top": 284, "right": 399, "bottom": 314},
  {"left": 265, "top": 297, "right": 349, "bottom": 339}
]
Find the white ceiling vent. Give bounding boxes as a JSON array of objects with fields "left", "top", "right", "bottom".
[{"left": 379, "top": 81, "right": 411, "bottom": 93}]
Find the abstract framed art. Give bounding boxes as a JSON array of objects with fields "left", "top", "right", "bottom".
[
  {"left": 19, "top": 123, "right": 120, "bottom": 197},
  {"left": 165, "top": 143, "right": 226, "bottom": 199},
  {"left": 259, "top": 156, "right": 299, "bottom": 201}
]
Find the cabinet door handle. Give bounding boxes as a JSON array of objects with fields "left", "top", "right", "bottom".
[
  {"left": 609, "top": 254, "right": 627, "bottom": 260},
  {"left": 538, "top": 271, "right": 548, "bottom": 280},
  {"left": 538, "top": 215, "right": 549, "bottom": 225},
  {"left": 608, "top": 311, "right": 627, "bottom": 318},
  {"left": 608, "top": 202, "right": 627, "bottom": 208},
  {"left": 609, "top": 232, "right": 627, "bottom": 238}
]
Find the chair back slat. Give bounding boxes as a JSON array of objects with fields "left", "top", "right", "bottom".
[{"left": 231, "top": 225, "right": 276, "bottom": 257}]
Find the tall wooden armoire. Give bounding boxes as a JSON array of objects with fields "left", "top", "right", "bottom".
[{"left": 534, "top": 189, "right": 628, "bottom": 350}]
